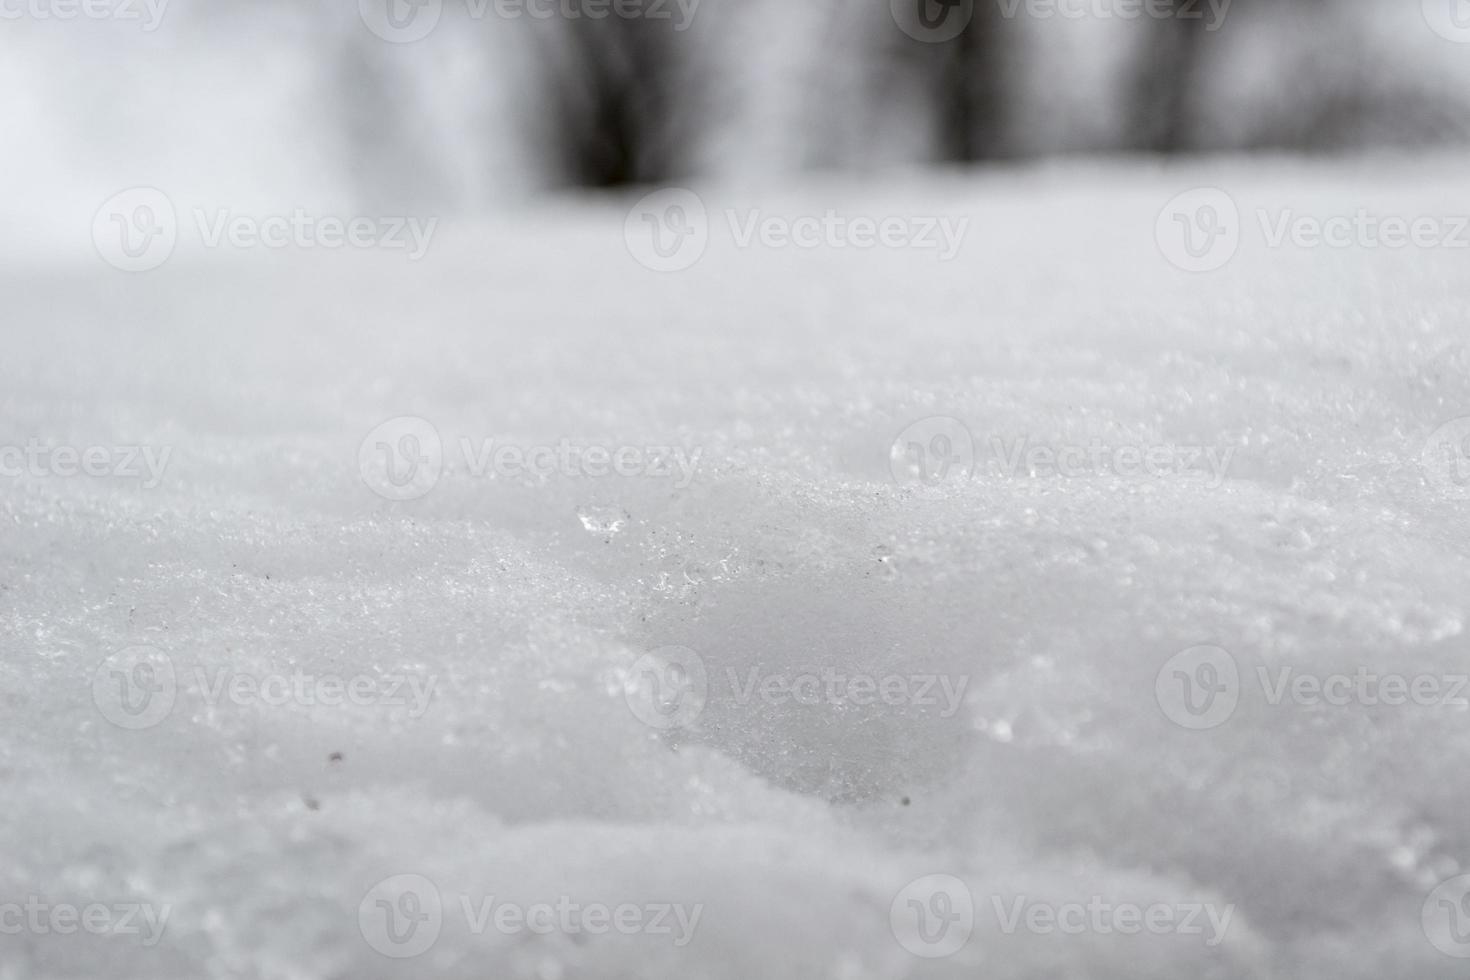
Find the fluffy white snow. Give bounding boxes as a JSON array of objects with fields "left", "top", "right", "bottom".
[{"left": 4, "top": 158, "right": 1470, "bottom": 979}]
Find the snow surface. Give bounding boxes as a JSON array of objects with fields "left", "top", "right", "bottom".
[{"left": 5, "top": 158, "right": 1470, "bottom": 979}]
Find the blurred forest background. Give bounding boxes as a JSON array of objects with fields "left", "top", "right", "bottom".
[{"left": 2, "top": 0, "right": 1468, "bottom": 239}]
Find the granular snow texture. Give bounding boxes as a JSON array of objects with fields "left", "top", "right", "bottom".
[{"left": 3, "top": 158, "right": 1470, "bottom": 979}]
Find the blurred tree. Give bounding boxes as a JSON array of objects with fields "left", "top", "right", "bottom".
[
  {"left": 335, "top": 33, "right": 451, "bottom": 209},
  {"left": 894, "top": 1, "right": 1011, "bottom": 162},
  {"left": 931, "top": 6, "right": 1009, "bottom": 162},
  {"left": 1130, "top": 0, "right": 1373, "bottom": 154},
  {"left": 1233, "top": 0, "right": 1463, "bottom": 152},
  {"left": 1129, "top": 4, "right": 1208, "bottom": 153},
  {"left": 533, "top": 7, "right": 697, "bottom": 187},
  {"left": 798, "top": 2, "right": 1010, "bottom": 171}
]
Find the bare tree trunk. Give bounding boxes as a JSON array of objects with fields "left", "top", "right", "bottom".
[
  {"left": 1130, "top": 12, "right": 1208, "bottom": 154},
  {"left": 535, "top": 11, "right": 691, "bottom": 188},
  {"left": 885, "top": 1, "right": 1009, "bottom": 163},
  {"left": 932, "top": 11, "right": 1007, "bottom": 162}
]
